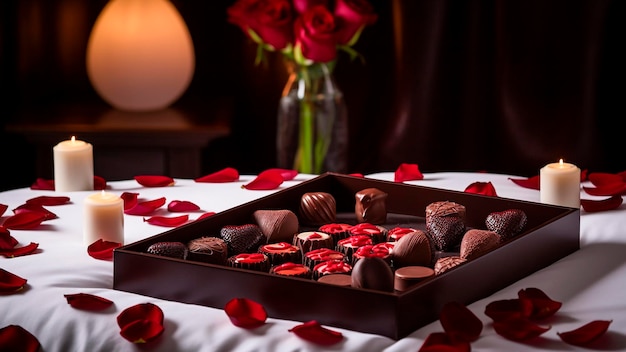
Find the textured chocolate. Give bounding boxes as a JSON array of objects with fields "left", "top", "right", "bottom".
[
  {"left": 425, "top": 201, "right": 467, "bottom": 251},
  {"left": 147, "top": 241, "right": 187, "bottom": 259},
  {"left": 220, "top": 224, "right": 266, "bottom": 255},
  {"left": 355, "top": 187, "right": 388, "bottom": 224},
  {"left": 460, "top": 229, "right": 500, "bottom": 260},
  {"left": 391, "top": 231, "right": 433, "bottom": 268},
  {"left": 186, "top": 236, "right": 228, "bottom": 264},
  {"left": 434, "top": 256, "right": 467, "bottom": 275},
  {"left": 485, "top": 209, "right": 528, "bottom": 241},
  {"left": 299, "top": 192, "right": 336, "bottom": 226},
  {"left": 394, "top": 266, "right": 435, "bottom": 292},
  {"left": 253, "top": 209, "right": 299, "bottom": 243},
  {"left": 351, "top": 257, "right": 394, "bottom": 292}
]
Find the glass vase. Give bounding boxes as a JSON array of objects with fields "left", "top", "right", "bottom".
[{"left": 277, "top": 61, "right": 348, "bottom": 174}]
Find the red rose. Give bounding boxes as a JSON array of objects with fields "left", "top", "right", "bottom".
[
  {"left": 227, "top": 0, "right": 293, "bottom": 50},
  {"left": 334, "top": 0, "right": 378, "bottom": 45},
  {"left": 292, "top": 0, "right": 328, "bottom": 14},
  {"left": 294, "top": 5, "right": 337, "bottom": 62}
]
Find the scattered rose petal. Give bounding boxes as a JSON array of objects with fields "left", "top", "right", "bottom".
[
  {"left": 0, "top": 325, "right": 41, "bottom": 352},
  {"left": 439, "top": 301, "right": 483, "bottom": 342},
  {"left": 13, "top": 204, "right": 58, "bottom": 220},
  {"left": 492, "top": 316, "right": 550, "bottom": 341},
  {"left": 64, "top": 293, "right": 114, "bottom": 311},
  {"left": 0, "top": 268, "right": 27, "bottom": 293},
  {"left": 557, "top": 320, "right": 612, "bottom": 346},
  {"left": 288, "top": 320, "right": 343, "bottom": 346},
  {"left": 509, "top": 175, "right": 540, "bottom": 190},
  {"left": 484, "top": 298, "right": 533, "bottom": 322},
  {"left": 30, "top": 178, "right": 55, "bottom": 190},
  {"left": 581, "top": 195, "right": 623, "bottom": 212},
  {"left": 134, "top": 175, "right": 175, "bottom": 187},
  {"left": 583, "top": 182, "right": 626, "bottom": 196},
  {"left": 167, "top": 200, "right": 200, "bottom": 212},
  {"left": 121, "top": 192, "right": 139, "bottom": 211},
  {"left": 196, "top": 212, "right": 216, "bottom": 221},
  {"left": 124, "top": 197, "right": 166, "bottom": 216},
  {"left": 588, "top": 172, "right": 623, "bottom": 187},
  {"left": 349, "top": 173, "right": 364, "bottom": 178},
  {"left": 87, "top": 239, "right": 122, "bottom": 260},
  {"left": 464, "top": 181, "right": 498, "bottom": 197},
  {"left": 224, "top": 298, "right": 267, "bottom": 329},
  {"left": 25, "top": 195, "right": 70, "bottom": 206},
  {"left": 263, "top": 168, "right": 298, "bottom": 180},
  {"left": 580, "top": 169, "right": 588, "bottom": 181},
  {"left": 394, "top": 163, "right": 424, "bottom": 182},
  {"left": 94, "top": 175, "right": 107, "bottom": 190},
  {"left": 117, "top": 303, "right": 164, "bottom": 344},
  {"left": 144, "top": 215, "right": 189, "bottom": 227},
  {"left": 195, "top": 167, "right": 240, "bottom": 183},
  {"left": 518, "top": 287, "right": 562, "bottom": 320},
  {"left": 0, "top": 204, "right": 7, "bottom": 217},
  {"left": 418, "top": 332, "right": 471, "bottom": 352},
  {"left": 0, "top": 242, "right": 39, "bottom": 258},
  {"left": 0, "top": 227, "right": 18, "bottom": 250},
  {"left": 2, "top": 212, "right": 48, "bottom": 230},
  {"left": 242, "top": 170, "right": 284, "bottom": 190}
]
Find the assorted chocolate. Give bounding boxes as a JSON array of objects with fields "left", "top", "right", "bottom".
[{"left": 145, "top": 186, "right": 528, "bottom": 293}]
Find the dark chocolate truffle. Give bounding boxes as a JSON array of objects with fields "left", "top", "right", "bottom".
[
  {"left": 391, "top": 231, "right": 433, "bottom": 268},
  {"left": 459, "top": 229, "right": 499, "bottom": 260},
  {"left": 394, "top": 266, "right": 435, "bottom": 292},
  {"left": 147, "top": 241, "right": 187, "bottom": 259},
  {"left": 299, "top": 192, "right": 336, "bottom": 225},
  {"left": 253, "top": 209, "right": 299, "bottom": 243},
  {"left": 187, "top": 236, "right": 228, "bottom": 264},
  {"left": 220, "top": 224, "right": 266, "bottom": 255},
  {"left": 351, "top": 257, "right": 394, "bottom": 292},
  {"left": 355, "top": 187, "right": 388, "bottom": 224},
  {"left": 425, "top": 201, "right": 467, "bottom": 251},
  {"left": 485, "top": 209, "right": 528, "bottom": 241}
]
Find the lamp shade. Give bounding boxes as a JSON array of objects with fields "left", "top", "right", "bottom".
[{"left": 86, "top": 0, "right": 195, "bottom": 112}]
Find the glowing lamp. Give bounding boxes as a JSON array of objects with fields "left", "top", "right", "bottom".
[{"left": 86, "top": 0, "right": 195, "bottom": 112}]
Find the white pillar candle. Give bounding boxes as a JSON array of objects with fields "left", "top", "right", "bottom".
[
  {"left": 540, "top": 159, "right": 581, "bottom": 208},
  {"left": 53, "top": 137, "right": 94, "bottom": 192},
  {"left": 84, "top": 191, "right": 124, "bottom": 245}
]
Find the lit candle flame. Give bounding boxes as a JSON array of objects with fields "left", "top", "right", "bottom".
[
  {"left": 71, "top": 136, "right": 76, "bottom": 142},
  {"left": 559, "top": 158, "right": 564, "bottom": 166}
]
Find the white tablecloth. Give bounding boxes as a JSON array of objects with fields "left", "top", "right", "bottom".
[{"left": 1, "top": 172, "right": 624, "bottom": 351}]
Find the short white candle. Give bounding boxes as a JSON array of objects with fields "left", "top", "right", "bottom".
[
  {"left": 83, "top": 190, "right": 124, "bottom": 245},
  {"left": 540, "top": 159, "right": 581, "bottom": 208},
  {"left": 53, "top": 136, "right": 94, "bottom": 192}
]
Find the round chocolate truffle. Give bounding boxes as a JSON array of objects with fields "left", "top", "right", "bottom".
[
  {"left": 187, "top": 236, "right": 228, "bottom": 265},
  {"left": 147, "top": 241, "right": 187, "bottom": 259},
  {"left": 355, "top": 187, "right": 388, "bottom": 224},
  {"left": 351, "top": 257, "right": 394, "bottom": 292},
  {"left": 459, "top": 229, "right": 500, "bottom": 260},
  {"left": 391, "top": 231, "right": 433, "bottom": 268},
  {"left": 299, "top": 192, "right": 336, "bottom": 226},
  {"left": 394, "top": 266, "right": 435, "bottom": 292},
  {"left": 253, "top": 209, "right": 299, "bottom": 243}
]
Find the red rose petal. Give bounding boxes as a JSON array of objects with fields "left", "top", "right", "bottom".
[
  {"left": 87, "top": 239, "right": 122, "bottom": 260},
  {"left": 2, "top": 212, "right": 48, "bottom": 230},
  {"left": 581, "top": 195, "right": 623, "bottom": 212},
  {"left": 224, "top": 297, "right": 268, "bottom": 329},
  {"left": 93, "top": 175, "right": 107, "bottom": 190},
  {"left": 263, "top": 168, "right": 299, "bottom": 181},
  {"left": 0, "top": 268, "right": 27, "bottom": 293},
  {"left": 64, "top": 293, "right": 114, "bottom": 311},
  {"left": 394, "top": 163, "right": 424, "bottom": 182},
  {"left": 144, "top": 215, "right": 189, "bottom": 227},
  {"left": 0, "top": 325, "right": 41, "bottom": 352},
  {"left": 195, "top": 167, "right": 240, "bottom": 183},
  {"left": 588, "top": 172, "right": 623, "bottom": 187},
  {"left": 557, "top": 320, "right": 612, "bottom": 346},
  {"left": 0, "top": 227, "right": 18, "bottom": 250},
  {"left": 493, "top": 316, "right": 550, "bottom": 341},
  {"left": 418, "top": 332, "right": 471, "bottom": 352},
  {"left": 13, "top": 204, "right": 58, "bottom": 220},
  {"left": 242, "top": 170, "right": 284, "bottom": 190},
  {"left": 0, "top": 204, "right": 7, "bottom": 217},
  {"left": 464, "top": 181, "right": 498, "bottom": 197},
  {"left": 25, "top": 195, "right": 70, "bottom": 206},
  {"left": 117, "top": 303, "right": 164, "bottom": 344},
  {"left": 518, "top": 287, "right": 562, "bottom": 320},
  {"left": 583, "top": 182, "right": 626, "bottom": 196},
  {"left": 509, "top": 175, "right": 540, "bottom": 190},
  {"left": 288, "top": 320, "right": 343, "bottom": 346},
  {"left": 196, "top": 212, "right": 216, "bottom": 221},
  {"left": 30, "top": 178, "right": 55, "bottom": 190},
  {"left": 124, "top": 197, "right": 166, "bottom": 216},
  {"left": 121, "top": 192, "right": 139, "bottom": 211},
  {"left": 167, "top": 200, "right": 200, "bottom": 212},
  {"left": 439, "top": 301, "right": 483, "bottom": 342},
  {"left": 134, "top": 175, "right": 175, "bottom": 187},
  {"left": 349, "top": 173, "right": 364, "bottom": 178},
  {"left": 484, "top": 298, "right": 533, "bottom": 322},
  {"left": 0, "top": 242, "right": 39, "bottom": 258}
]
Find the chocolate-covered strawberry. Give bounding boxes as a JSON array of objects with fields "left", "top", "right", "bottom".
[{"left": 485, "top": 209, "right": 528, "bottom": 241}]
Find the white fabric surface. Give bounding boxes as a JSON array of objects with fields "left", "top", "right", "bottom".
[{"left": 1, "top": 172, "right": 624, "bottom": 351}]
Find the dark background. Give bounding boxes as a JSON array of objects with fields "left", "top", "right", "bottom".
[{"left": 1, "top": 0, "right": 624, "bottom": 191}]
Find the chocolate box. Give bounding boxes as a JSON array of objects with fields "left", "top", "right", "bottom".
[{"left": 113, "top": 173, "right": 579, "bottom": 339}]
